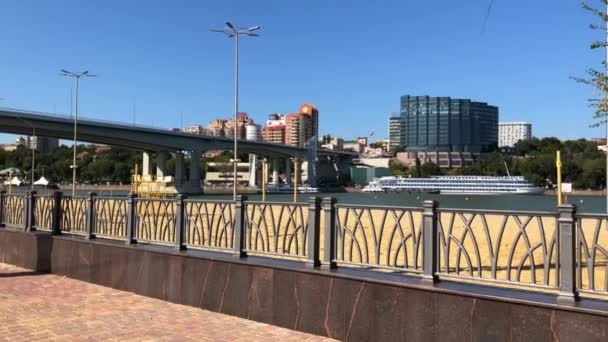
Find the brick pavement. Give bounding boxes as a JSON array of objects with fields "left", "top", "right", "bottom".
[{"left": 0, "top": 263, "right": 336, "bottom": 341}]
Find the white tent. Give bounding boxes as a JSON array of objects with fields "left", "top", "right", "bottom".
[
  {"left": 0, "top": 167, "right": 21, "bottom": 176},
  {"left": 4, "top": 177, "right": 22, "bottom": 186},
  {"left": 34, "top": 177, "right": 50, "bottom": 186}
]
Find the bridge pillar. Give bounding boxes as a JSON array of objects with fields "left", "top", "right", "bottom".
[
  {"left": 248, "top": 154, "right": 257, "bottom": 187},
  {"left": 272, "top": 159, "right": 279, "bottom": 185},
  {"left": 306, "top": 153, "right": 318, "bottom": 187},
  {"left": 285, "top": 158, "right": 292, "bottom": 185},
  {"left": 174, "top": 152, "right": 185, "bottom": 186},
  {"left": 156, "top": 152, "right": 169, "bottom": 179},
  {"left": 142, "top": 152, "right": 153, "bottom": 177},
  {"left": 189, "top": 150, "right": 202, "bottom": 190}
]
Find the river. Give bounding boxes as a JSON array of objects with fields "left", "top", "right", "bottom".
[{"left": 15, "top": 187, "right": 607, "bottom": 213}]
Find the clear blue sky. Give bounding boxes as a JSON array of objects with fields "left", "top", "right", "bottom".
[{"left": 0, "top": 0, "right": 605, "bottom": 144}]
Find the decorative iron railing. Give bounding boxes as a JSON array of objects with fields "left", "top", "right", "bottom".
[
  {"left": 95, "top": 197, "right": 128, "bottom": 240},
  {"left": 436, "top": 208, "right": 559, "bottom": 290},
  {"left": 33, "top": 195, "right": 54, "bottom": 231},
  {"left": 334, "top": 204, "right": 424, "bottom": 272},
  {"left": 4, "top": 192, "right": 605, "bottom": 303},
  {"left": 61, "top": 196, "right": 88, "bottom": 234},
  {"left": 184, "top": 200, "right": 234, "bottom": 251},
  {"left": 575, "top": 213, "right": 608, "bottom": 297},
  {"left": 134, "top": 198, "right": 176, "bottom": 244},
  {"left": 244, "top": 201, "right": 310, "bottom": 259},
  {"left": 2, "top": 194, "right": 25, "bottom": 228}
]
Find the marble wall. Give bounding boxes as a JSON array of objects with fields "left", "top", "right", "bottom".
[{"left": 2, "top": 229, "right": 608, "bottom": 342}]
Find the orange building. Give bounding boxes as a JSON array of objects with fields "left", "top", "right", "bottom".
[{"left": 262, "top": 104, "right": 318, "bottom": 147}]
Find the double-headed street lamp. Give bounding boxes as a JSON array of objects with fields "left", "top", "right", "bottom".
[
  {"left": 60, "top": 70, "right": 95, "bottom": 196},
  {"left": 210, "top": 22, "right": 260, "bottom": 200}
]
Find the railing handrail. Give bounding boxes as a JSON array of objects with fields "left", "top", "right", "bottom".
[
  {"left": 436, "top": 207, "right": 558, "bottom": 217},
  {"left": 335, "top": 203, "right": 424, "bottom": 211}
]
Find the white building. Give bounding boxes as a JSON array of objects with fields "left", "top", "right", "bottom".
[
  {"left": 245, "top": 124, "right": 262, "bottom": 142},
  {"left": 499, "top": 122, "right": 532, "bottom": 147}
]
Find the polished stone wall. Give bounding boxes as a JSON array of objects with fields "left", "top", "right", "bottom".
[{"left": 2, "top": 229, "right": 608, "bottom": 342}]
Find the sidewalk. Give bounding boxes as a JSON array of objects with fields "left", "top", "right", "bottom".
[{"left": 0, "top": 263, "right": 335, "bottom": 341}]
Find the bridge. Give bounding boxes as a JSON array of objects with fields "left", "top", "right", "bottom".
[{"left": 0, "top": 107, "right": 354, "bottom": 193}]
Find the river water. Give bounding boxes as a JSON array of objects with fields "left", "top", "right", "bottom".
[{"left": 20, "top": 188, "right": 605, "bottom": 213}]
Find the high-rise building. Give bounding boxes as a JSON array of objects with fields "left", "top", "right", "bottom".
[
  {"left": 389, "top": 115, "right": 404, "bottom": 152},
  {"left": 206, "top": 112, "right": 254, "bottom": 139},
  {"left": 262, "top": 104, "right": 319, "bottom": 146},
  {"left": 393, "top": 95, "right": 498, "bottom": 153},
  {"left": 27, "top": 136, "right": 59, "bottom": 153},
  {"left": 498, "top": 122, "right": 532, "bottom": 147}
]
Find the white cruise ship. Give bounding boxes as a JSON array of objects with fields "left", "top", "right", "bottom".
[{"left": 362, "top": 176, "right": 544, "bottom": 195}]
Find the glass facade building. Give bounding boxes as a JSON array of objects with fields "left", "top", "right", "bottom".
[
  {"left": 396, "top": 95, "right": 498, "bottom": 153},
  {"left": 388, "top": 116, "right": 404, "bottom": 152}
]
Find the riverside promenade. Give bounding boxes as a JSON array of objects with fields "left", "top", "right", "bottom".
[{"left": 0, "top": 263, "right": 333, "bottom": 341}]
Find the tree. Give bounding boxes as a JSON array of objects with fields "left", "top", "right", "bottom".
[
  {"left": 388, "top": 159, "right": 408, "bottom": 176},
  {"left": 574, "top": 1, "right": 608, "bottom": 127}
]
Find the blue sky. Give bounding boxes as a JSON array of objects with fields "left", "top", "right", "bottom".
[{"left": 0, "top": 0, "right": 605, "bottom": 143}]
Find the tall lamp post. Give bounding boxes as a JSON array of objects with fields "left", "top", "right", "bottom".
[
  {"left": 60, "top": 70, "right": 95, "bottom": 196},
  {"left": 210, "top": 22, "right": 260, "bottom": 200}
]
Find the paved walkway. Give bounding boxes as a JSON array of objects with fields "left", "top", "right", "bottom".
[{"left": 0, "top": 263, "right": 335, "bottom": 341}]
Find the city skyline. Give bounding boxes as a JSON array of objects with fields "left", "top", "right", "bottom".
[{"left": 0, "top": 0, "right": 605, "bottom": 144}]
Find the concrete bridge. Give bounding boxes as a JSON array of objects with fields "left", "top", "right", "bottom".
[{"left": 0, "top": 107, "right": 354, "bottom": 193}]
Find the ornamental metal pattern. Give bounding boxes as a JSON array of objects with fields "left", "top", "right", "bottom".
[
  {"left": 33, "top": 196, "right": 54, "bottom": 231},
  {"left": 244, "top": 202, "right": 308, "bottom": 258},
  {"left": 334, "top": 205, "right": 423, "bottom": 272},
  {"left": 436, "top": 209, "right": 559, "bottom": 288},
  {"left": 576, "top": 214, "right": 608, "bottom": 295},
  {"left": 185, "top": 200, "right": 234, "bottom": 250},
  {"left": 95, "top": 198, "right": 128, "bottom": 239},
  {"left": 135, "top": 199, "right": 176, "bottom": 244},
  {"left": 2, "top": 194, "right": 25, "bottom": 228},
  {"left": 61, "top": 197, "right": 88, "bottom": 234}
]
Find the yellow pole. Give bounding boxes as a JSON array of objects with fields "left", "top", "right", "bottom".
[
  {"left": 556, "top": 150, "right": 562, "bottom": 206},
  {"left": 262, "top": 159, "right": 267, "bottom": 202},
  {"left": 293, "top": 158, "right": 298, "bottom": 203}
]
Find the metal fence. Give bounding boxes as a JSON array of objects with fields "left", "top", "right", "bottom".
[
  {"left": 95, "top": 197, "right": 128, "bottom": 240},
  {"left": 33, "top": 195, "right": 55, "bottom": 231},
  {"left": 244, "top": 200, "right": 315, "bottom": 260},
  {"left": 184, "top": 199, "right": 234, "bottom": 251},
  {"left": 334, "top": 204, "right": 424, "bottom": 273},
  {"left": 3, "top": 191, "right": 608, "bottom": 302},
  {"left": 1, "top": 193, "right": 25, "bottom": 229},
  {"left": 436, "top": 208, "right": 559, "bottom": 290}
]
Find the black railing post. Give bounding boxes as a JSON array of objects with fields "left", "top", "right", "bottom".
[
  {"left": 85, "top": 192, "right": 97, "bottom": 239},
  {"left": 51, "top": 191, "right": 62, "bottom": 235},
  {"left": 422, "top": 200, "right": 438, "bottom": 284},
  {"left": 321, "top": 197, "right": 337, "bottom": 270},
  {"left": 175, "top": 194, "right": 186, "bottom": 250},
  {"left": 233, "top": 195, "right": 247, "bottom": 258},
  {"left": 25, "top": 191, "right": 36, "bottom": 232},
  {"left": 558, "top": 204, "right": 578, "bottom": 302},
  {"left": 306, "top": 197, "right": 321, "bottom": 268},
  {"left": 0, "top": 190, "right": 6, "bottom": 227},
  {"left": 126, "top": 192, "right": 137, "bottom": 245}
]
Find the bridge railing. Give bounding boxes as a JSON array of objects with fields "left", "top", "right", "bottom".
[{"left": 4, "top": 192, "right": 608, "bottom": 302}]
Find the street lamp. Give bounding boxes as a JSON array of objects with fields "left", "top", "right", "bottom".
[
  {"left": 60, "top": 70, "right": 95, "bottom": 196},
  {"left": 210, "top": 22, "right": 260, "bottom": 200}
]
